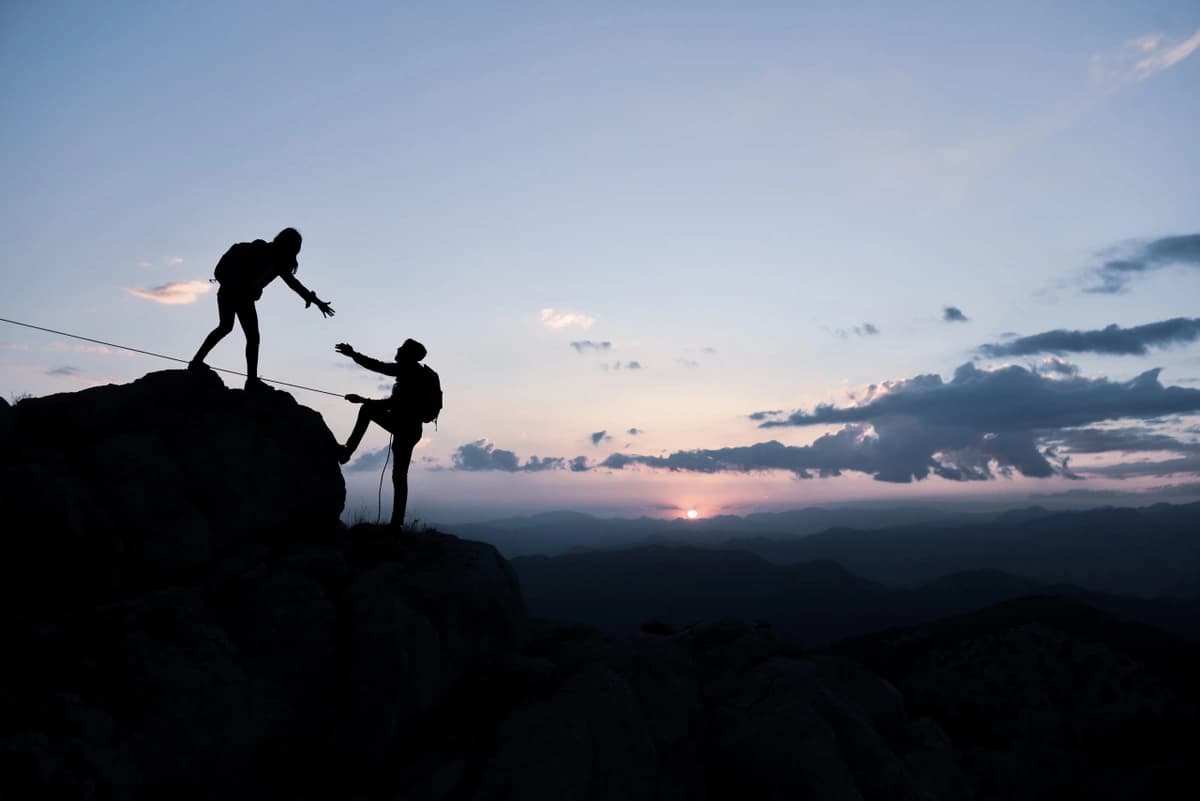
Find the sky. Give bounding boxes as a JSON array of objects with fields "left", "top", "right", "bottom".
[{"left": 2, "top": 1, "right": 1199, "bottom": 523}]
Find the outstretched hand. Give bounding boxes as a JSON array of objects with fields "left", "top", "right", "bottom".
[
  {"left": 345, "top": 393, "right": 367, "bottom": 404},
  {"left": 315, "top": 298, "right": 335, "bottom": 318},
  {"left": 335, "top": 342, "right": 355, "bottom": 357}
]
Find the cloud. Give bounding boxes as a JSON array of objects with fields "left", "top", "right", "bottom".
[
  {"left": 1042, "top": 426, "right": 1200, "bottom": 455},
  {"left": 541, "top": 308, "right": 594, "bottom": 330},
  {"left": 759, "top": 363, "right": 1200, "bottom": 433},
  {"left": 1087, "top": 455, "right": 1200, "bottom": 479},
  {"left": 451, "top": 439, "right": 577, "bottom": 472},
  {"left": 570, "top": 340, "right": 612, "bottom": 354},
  {"left": 1086, "top": 234, "right": 1200, "bottom": 294},
  {"left": 46, "top": 366, "right": 79, "bottom": 377},
  {"left": 345, "top": 446, "right": 392, "bottom": 473},
  {"left": 605, "top": 363, "right": 1200, "bottom": 484},
  {"left": 943, "top": 306, "right": 968, "bottom": 323},
  {"left": 1037, "top": 357, "right": 1080, "bottom": 378},
  {"left": 627, "top": 427, "right": 643, "bottom": 436},
  {"left": 590, "top": 430, "right": 612, "bottom": 446},
  {"left": 833, "top": 323, "right": 879, "bottom": 339},
  {"left": 125, "top": 280, "right": 212, "bottom": 305},
  {"left": 1091, "top": 29, "right": 1200, "bottom": 87},
  {"left": 569, "top": 456, "right": 590, "bottom": 472},
  {"left": 626, "top": 361, "right": 643, "bottom": 370},
  {"left": 168, "top": 257, "right": 185, "bottom": 266},
  {"left": 979, "top": 318, "right": 1200, "bottom": 357}
]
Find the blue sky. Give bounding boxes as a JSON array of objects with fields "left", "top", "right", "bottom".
[{"left": 3, "top": 1, "right": 1199, "bottom": 522}]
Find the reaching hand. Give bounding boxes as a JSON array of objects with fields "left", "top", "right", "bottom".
[
  {"left": 345, "top": 393, "right": 367, "bottom": 404},
  {"left": 335, "top": 342, "right": 355, "bottom": 357},
  {"left": 315, "top": 298, "right": 335, "bottom": 318}
]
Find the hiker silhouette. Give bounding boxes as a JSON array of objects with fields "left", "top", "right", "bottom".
[
  {"left": 336, "top": 339, "right": 441, "bottom": 527},
  {"left": 190, "top": 228, "right": 334, "bottom": 389}
]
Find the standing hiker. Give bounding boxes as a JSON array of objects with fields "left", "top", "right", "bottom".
[
  {"left": 335, "top": 338, "right": 442, "bottom": 527},
  {"left": 190, "top": 228, "right": 334, "bottom": 388}
]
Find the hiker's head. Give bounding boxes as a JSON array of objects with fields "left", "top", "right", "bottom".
[
  {"left": 273, "top": 227, "right": 302, "bottom": 271},
  {"left": 396, "top": 338, "right": 427, "bottom": 363}
]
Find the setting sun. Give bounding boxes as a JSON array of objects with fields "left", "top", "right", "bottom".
[{"left": 686, "top": 509, "right": 699, "bottom": 519}]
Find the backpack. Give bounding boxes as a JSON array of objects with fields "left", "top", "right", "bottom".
[
  {"left": 213, "top": 240, "right": 270, "bottom": 286},
  {"left": 416, "top": 364, "right": 443, "bottom": 425}
]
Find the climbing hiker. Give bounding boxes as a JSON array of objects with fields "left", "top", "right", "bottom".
[
  {"left": 335, "top": 338, "right": 442, "bottom": 527},
  {"left": 190, "top": 227, "right": 334, "bottom": 389}
]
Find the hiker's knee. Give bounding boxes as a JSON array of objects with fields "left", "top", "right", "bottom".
[{"left": 214, "top": 320, "right": 235, "bottom": 337}]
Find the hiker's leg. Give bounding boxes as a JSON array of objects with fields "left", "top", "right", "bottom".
[
  {"left": 191, "top": 291, "right": 236, "bottom": 366},
  {"left": 235, "top": 301, "right": 260, "bottom": 381},
  {"left": 342, "top": 402, "right": 393, "bottom": 459},
  {"left": 390, "top": 428, "right": 419, "bottom": 527}
]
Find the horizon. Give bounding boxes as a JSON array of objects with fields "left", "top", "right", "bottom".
[{"left": 3, "top": 2, "right": 1200, "bottom": 521}]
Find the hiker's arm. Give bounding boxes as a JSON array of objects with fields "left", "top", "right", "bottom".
[
  {"left": 335, "top": 343, "right": 401, "bottom": 376},
  {"left": 281, "top": 271, "right": 335, "bottom": 318}
]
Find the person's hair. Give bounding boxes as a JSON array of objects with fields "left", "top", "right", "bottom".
[
  {"left": 398, "top": 338, "right": 428, "bottom": 362},
  {"left": 273, "top": 228, "right": 302, "bottom": 273}
]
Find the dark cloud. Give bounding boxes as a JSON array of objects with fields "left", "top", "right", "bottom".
[
  {"left": 626, "top": 361, "right": 643, "bottom": 370},
  {"left": 605, "top": 363, "right": 1200, "bottom": 484},
  {"left": 46, "top": 366, "right": 79, "bottom": 377},
  {"left": 1087, "top": 233, "right": 1200, "bottom": 294},
  {"left": 569, "top": 456, "right": 590, "bottom": 472},
  {"left": 1086, "top": 455, "right": 1200, "bottom": 479},
  {"left": 834, "top": 323, "right": 879, "bottom": 339},
  {"left": 979, "top": 318, "right": 1200, "bottom": 358},
  {"left": 590, "top": 430, "right": 612, "bottom": 446},
  {"left": 571, "top": 340, "right": 612, "bottom": 354},
  {"left": 748, "top": 409, "right": 784, "bottom": 421},
  {"left": 627, "top": 427, "right": 643, "bottom": 436},
  {"left": 451, "top": 440, "right": 576, "bottom": 472},
  {"left": 1042, "top": 426, "right": 1200, "bottom": 455},
  {"left": 943, "top": 306, "right": 968, "bottom": 323},
  {"left": 759, "top": 363, "right": 1200, "bottom": 433}
]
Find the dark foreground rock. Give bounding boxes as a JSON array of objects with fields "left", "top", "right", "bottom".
[{"left": 1, "top": 369, "right": 345, "bottom": 609}]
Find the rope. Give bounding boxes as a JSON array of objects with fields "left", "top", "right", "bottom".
[
  {"left": 378, "top": 434, "right": 393, "bottom": 524},
  {"left": 0, "top": 316, "right": 344, "bottom": 398}
]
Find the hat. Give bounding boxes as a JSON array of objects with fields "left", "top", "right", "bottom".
[{"left": 399, "top": 338, "right": 427, "bottom": 361}]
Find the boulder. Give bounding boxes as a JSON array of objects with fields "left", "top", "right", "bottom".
[{"left": 1, "top": 369, "right": 345, "bottom": 609}]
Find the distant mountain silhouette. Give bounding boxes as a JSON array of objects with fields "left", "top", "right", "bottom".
[
  {"left": 513, "top": 545, "right": 1200, "bottom": 643},
  {"left": 721, "top": 502, "right": 1200, "bottom": 597},
  {"left": 449, "top": 504, "right": 1013, "bottom": 557}
]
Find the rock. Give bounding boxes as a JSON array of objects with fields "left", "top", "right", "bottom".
[
  {"left": 1, "top": 369, "right": 345, "bottom": 610},
  {"left": 472, "top": 666, "right": 659, "bottom": 801},
  {"left": 330, "top": 528, "right": 526, "bottom": 773}
]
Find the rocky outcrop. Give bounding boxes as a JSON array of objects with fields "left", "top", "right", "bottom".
[{"left": 1, "top": 369, "right": 345, "bottom": 609}]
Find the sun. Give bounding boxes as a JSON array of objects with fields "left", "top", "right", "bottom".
[{"left": 686, "top": 509, "right": 699, "bottom": 520}]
